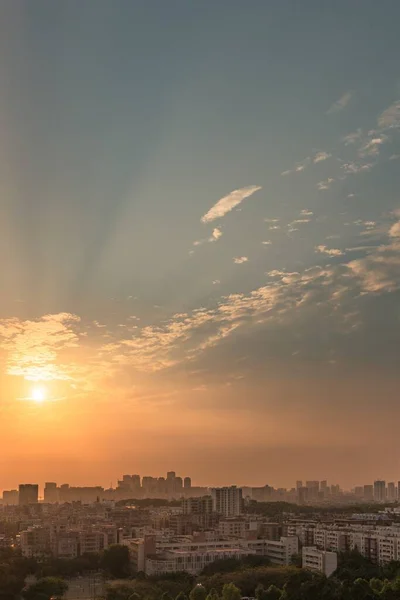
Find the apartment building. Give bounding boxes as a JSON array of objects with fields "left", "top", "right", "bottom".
[
  {"left": 302, "top": 547, "right": 338, "bottom": 577},
  {"left": 20, "top": 527, "right": 50, "bottom": 558},
  {"left": 211, "top": 487, "right": 243, "bottom": 517}
]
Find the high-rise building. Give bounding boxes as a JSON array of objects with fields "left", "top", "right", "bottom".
[
  {"left": 19, "top": 484, "right": 39, "bottom": 505},
  {"left": 210, "top": 486, "right": 242, "bottom": 517},
  {"left": 184, "top": 477, "right": 192, "bottom": 489},
  {"left": 44, "top": 482, "right": 58, "bottom": 503},
  {"left": 2, "top": 490, "right": 19, "bottom": 505},
  {"left": 387, "top": 482, "right": 396, "bottom": 502},
  {"left": 296, "top": 480, "right": 303, "bottom": 490},
  {"left": 182, "top": 496, "right": 213, "bottom": 515},
  {"left": 374, "top": 480, "right": 386, "bottom": 502},
  {"left": 364, "top": 485, "right": 374, "bottom": 501}
]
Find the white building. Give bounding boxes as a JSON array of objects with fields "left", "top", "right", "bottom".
[
  {"left": 211, "top": 487, "right": 243, "bottom": 517},
  {"left": 302, "top": 547, "right": 337, "bottom": 577},
  {"left": 124, "top": 534, "right": 298, "bottom": 574}
]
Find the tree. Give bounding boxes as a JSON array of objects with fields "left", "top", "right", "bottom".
[
  {"left": 264, "top": 586, "right": 282, "bottom": 600},
  {"left": 162, "top": 593, "right": 174, "bottom": 600},
  {"left": 0, "top": 563, "right": 26, "bottom": 600},
  {"left": 176, "top": 593, "right": 189, "bottom": 600},
  {"left": 205, "top": 590, "right": 220, "bottom": 600},
  {"left": 101, "top": 544, "right": 131, "bottom": 579},
  {"left": 22, "top": 576, "right": 68, "bottom": 600},
  {"left": 221, "top": 583, "right": 241, "bottom": 600},
  {"left": 190, "top": 584, "right": 207, "bottom": 600}
]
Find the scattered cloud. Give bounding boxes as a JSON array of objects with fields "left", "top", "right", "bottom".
[
  {"left": 342, "top": 162, "right": 373, "bottom": 175},
  {"left": 201, "top": 186, "right": 262, "bottom": 223},
  {"left": 193, "top": 227, "right": 223, "bottom": 247},
  {"left": 212, "top": 280, "right": 220, "bottom": 285},
  {"left": 317, "top": 178, "right": 334, "bottom": 190},
  {"left": 233, "top": 256, "right": 249, "bottom": 264},
  {"left": 389, "top": 222, "right": 400, "bottom": 237},
  {"left": 315, "top": 245, "right": 344, "bottom": 257},
  {"left": 301, "top": 209, "right": 313, "bottom": 216},
  {"left": 359, "top": 135, "right": 387, "bottom": 157},
  {"left": 0, "top": 313, "right": 82, "bottom": 382},
  {"left": 342, "top": 129, "right": 362, "bottom": 145},
  {"left": 262, "top": 241, "right": 272, "bottom": 245},
  {"left": 378, "top": 100, "right": 400, "bottom": 129},
  {"left": 281, "top": 158, "right": 310, "bottom": 176},
  {"left": 314, "top": 151, "right": 332, "bottom": 163},
  {"left": 264, "top": 219, "right": 279, "bottom": 223},
  {"left": 327, "top": 91, "right": 353, "bottom": 114}
]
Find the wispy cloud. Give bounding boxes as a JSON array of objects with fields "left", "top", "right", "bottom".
[
  {"left": 315, "top": 245, "right": 344, "bottom": 257},
  {"left": 0, "top": 313, "right": 81, "bottom": 382},
  {"left": 378, "top": 100, "right": 400, "bottom": 129},
  {"left": 317, "top": 178, "right": 334, "bottom": 190},
  {"left": 201, "top": 186, "right": 262, "bottom": 223},
  {"left": 314, "top": 151, "right": 332, "bottom": 163},
  {"left": 342, "top": 129, "right": 362, "bottom": 145},
  {"left": 193, "top": 227, "right": 223, "bottom": 246},
  {"left": 281, "top": 158, "right": 310, "bottom": 176},
  {"left": 233, "top": 256, "right": 248, "bottom": 264},
  {"left": 359, "top": 135, "right": 387, "bottom": 157},
  {"left": 327, "top": 91, "right": 353, "bottom": 115}
]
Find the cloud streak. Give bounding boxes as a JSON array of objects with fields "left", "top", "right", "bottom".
[
  {"left": 201, "top": 186, "right": 262, "bottom": 223},
  {"left": 327, "top": 91, "right": 353, "bottom": 114}
]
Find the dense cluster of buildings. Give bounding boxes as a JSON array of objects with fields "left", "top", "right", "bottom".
[
  {"left": 3, "top": 477, "right": 400, "bottom": 507},
  {"left": 3, "top": 475, "right": 400, "bottom": 580}
]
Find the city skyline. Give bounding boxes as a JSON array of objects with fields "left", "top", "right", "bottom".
[
  {"left": 1, "top": 1, "right": 400, "bottom": 488},
  {"left": 4, "top": 474, "right": 400, "bottom": 500}
]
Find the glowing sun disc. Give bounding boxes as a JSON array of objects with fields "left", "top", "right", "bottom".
[{"left": 31, "top": 386, "right": 46, "bottom": 403}]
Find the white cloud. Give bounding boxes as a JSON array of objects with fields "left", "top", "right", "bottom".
[
  {"left": 315, "top": 245, "right": 344, "bottom": 257},
  {"left": 294, "top": 158, "right": 310, "bottom": 172},
  {"left": 233, "top": 256, "right": 248, "bottom": 264},
  {"left": 317, "top": 178, "right": 334, "bottom": 191},
  {"left": 212, "top": 280, "right": 220, "bottom": 285},
  {"left": 378, "top": 100, "right": 400, "bottom": 129},
  {"left": 281, "top": 158, "right": 310, "bottom": 176},
  {"left": 301, "top": 209, "right": 313, "bottom": 216},
  {"left": 359, "top": 136, "right": 387, "bottom": 157},
  {"left": 313, "top": 151, "right": 332, "bottom": 163},
  {"left": 342, "top": 162, "right": 373, "bottom": 175},
  {"left": 211, "top": 227, "right": 222, "bottom": 241},
  {"left": 389, "top": 222, "right": 400, "bottom": 237},
  {"left": 389, "top": 154, "right": 400, "bottom": 161},
  {"left": 262, "top": 240, "right": 272, "bottom": 245},
  {"left": 201, "top": 185, "right": 262, "bottom": 223},
  {"left": 342, "top": 129, "right": 362, "bottom": 145},
  {"left": 327, "top": 91, "right": 353, "bottom": 114},
  {"left": 264, "top": 218, "right": 279, "bottom": 223},
  {"left": 193, "top": 227, "right": 223, "bottom": 247}
]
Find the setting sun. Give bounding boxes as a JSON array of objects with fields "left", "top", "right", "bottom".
[{"left": 30, "top": 386, "right": 47, "bottom": 403}]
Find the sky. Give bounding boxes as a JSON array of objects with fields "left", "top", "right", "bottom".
[{"left": 1, "top": 0, "right": 400, "bottom": 492}]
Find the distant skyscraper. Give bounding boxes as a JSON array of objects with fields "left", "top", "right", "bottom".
[
  {"left": 44, "top": 482, "right": 58, "bottom": 503},
  {"left": 211, "top": 486, "right": 242, "bottom": 517},
  {"left": 387, "top": 482, "right": 396, "bottom": 502},
  {"left": 184, "top": 477, "right": 192, "bottom": 489},
  {"left": 374, "top": 480, "right": 386, "bottom": 502},
  {"left": 364, "top": 485, "right": 374, "bottom": 501},
  {"left": 296, "top": 480, "right": 303, "bottom": 490},
  {"left": 19, "top": 484, "right": 39, "bottom": 505}
]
